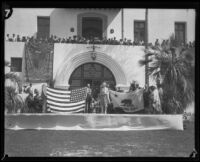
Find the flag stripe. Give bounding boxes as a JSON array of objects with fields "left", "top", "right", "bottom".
[
  {"left": 46, "top": 90, "right": 71, "bottom": 98},
  {"left": 47, "top": 100, "right": 85, "bottom": 107},
  {"left": 47, "top": 87, "right": 71, "bottom": 94},
  {"left": 47, "top": 95, "right": 70, "bottom": 102},
  {"left": 47, "top": 93, "right": 70, "bottom": 100},
  {"left": 48, "top": 104, "right": 85, "bottom": 111},
  {"left": 47, "top": 97, "right": 71, "bottom": 104},
  {"left": 50, "top": 108, "right": 84, "bottom": 113}
]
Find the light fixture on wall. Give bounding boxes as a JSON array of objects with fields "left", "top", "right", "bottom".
[
  {"left": 70, "top": 28, "right": 74, "bottom": 32},
  {"left": 110, "top": 29, "right": 114, "bottom": 34},
  {"left": 91, "top": 52, "right": 96, "bottom": 61}
]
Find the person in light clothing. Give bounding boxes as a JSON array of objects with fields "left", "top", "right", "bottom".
[
  {"left": 149, "top": 86, "right": 162, "bottom": 114},
  {"left": 99, "top": 82, "right": 111, "bottom": 114}
]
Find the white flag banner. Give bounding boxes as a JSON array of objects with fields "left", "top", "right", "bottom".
[{"left": 109, "top": 89, "right": 144, "bottom": 112}]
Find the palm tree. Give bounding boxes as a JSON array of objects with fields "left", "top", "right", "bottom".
[
  {"left": 5, "top": 62, "right": 24, "bottom": 113},
  {"left": 139, "top": 35, "right": 194, "bottom": 114}
]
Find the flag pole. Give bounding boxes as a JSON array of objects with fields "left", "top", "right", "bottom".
[{"left": 145, "top": 8, "right": 149, "bottom": 88}]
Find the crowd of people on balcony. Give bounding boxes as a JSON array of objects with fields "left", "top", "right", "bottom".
[
  {"left": 5, "top": 33, "right": 145, "bottom": 45},
  {"left": 5, "top": 33, "right": 195, "bottom": 48}
]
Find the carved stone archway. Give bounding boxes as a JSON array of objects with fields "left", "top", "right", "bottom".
[{"left": 54, "top": 51, "right": 127, "bottom": 89}]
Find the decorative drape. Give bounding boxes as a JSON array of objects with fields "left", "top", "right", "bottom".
[{"left": 25, "top": 41, "right": 53, "bottom": 82}]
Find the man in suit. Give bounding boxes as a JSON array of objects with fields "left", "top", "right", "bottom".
[{"left": 85, "top": 84, "right": 92, "bottom": 113}]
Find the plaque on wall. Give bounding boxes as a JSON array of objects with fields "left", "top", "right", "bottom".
[{"left": 71, "top": 79, "right": 81, "bottom": 87}]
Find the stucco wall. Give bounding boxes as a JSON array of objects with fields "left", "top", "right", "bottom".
[
  {"left": 123, "top": 9, "right": 195, "bottom": 43},
  {"left": 4, "top": 42, "right": 26, "bottom": 82},
  {"left": 50, "top": 8, "right": 121, "bottom": 39},
  {"left": 148, "top": 9, "right": 196, "bottom": 43},
  {"left": 5, "top": 8, "right": 195, "bottom": 43},
  {"left": 123, "top": 9, "right": 146, "bottom": 40},
  {"left": 5, "top": 9, "right": 54, "bottom": 38},
  {"left": 53, "top": 44, "right": 146, "bottom": 89}
]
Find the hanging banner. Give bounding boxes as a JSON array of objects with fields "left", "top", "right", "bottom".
[{"left": 25, "top": 41, "right": 53, "bottom": 82}]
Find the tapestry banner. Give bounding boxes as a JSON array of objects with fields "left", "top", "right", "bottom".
[{"left": 25, "top": 42, "right": 53, "bottom": 82}]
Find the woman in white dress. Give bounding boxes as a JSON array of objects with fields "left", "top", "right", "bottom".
[{"left": 99, "top": 82, "right": 111, "bottom": 114}]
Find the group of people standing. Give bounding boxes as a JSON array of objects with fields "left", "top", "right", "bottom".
[
  {"left": 85, "top": 80, "right": 163, "bottom": 114},
  {"left": 85, "top": 82, "right": 111, "bottom": 114},
  {"left": 23, "top": 81, "right": 163, "bottom": 114},
  {"left": 23, "top": 83, "right": 45, "bottom": 113}
]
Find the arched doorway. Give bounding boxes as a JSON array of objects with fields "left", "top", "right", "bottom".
[
  {"left": 82, "top": 17, "right": 103, "bottom": 39},
  {"left": 69, "top": 63, "right": 116, "bottom": 99},
  {"left": 54, "top": 51, "right": 127, "bottom": 89}
]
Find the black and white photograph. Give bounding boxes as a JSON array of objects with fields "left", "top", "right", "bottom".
[{"left": 2, "top": 0, "right": 198, "bottom": 159}]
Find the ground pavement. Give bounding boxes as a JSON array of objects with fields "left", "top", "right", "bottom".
[{"left": 4, "top": 120, "right": 194, "bottom": 157}]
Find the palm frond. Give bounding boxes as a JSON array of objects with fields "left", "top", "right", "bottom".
[
  {"left": 144, "top": 37, "right": 195, "bottom": 113},
  {"left": 5, "top": 73, "right": 22, "bottom": 93},
  {"left": 146, "top": 53, "right": 155, "bottom": 57},
  {"left": 138, "top": 59, "right": 153, "bottom": 67}
]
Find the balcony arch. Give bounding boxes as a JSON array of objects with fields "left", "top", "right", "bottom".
[{"left": 54, "top": 51, "right": 127, "bottom": 89}]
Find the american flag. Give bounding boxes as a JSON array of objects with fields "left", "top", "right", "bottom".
[{"left": 46, "top": 87, "right": 87, "bottom": 113}]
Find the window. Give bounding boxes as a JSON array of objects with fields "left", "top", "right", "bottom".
[
  {"left": 175, "top": 22, "right": 186, "bottom": 45},
  {"left": 37, "top": 17, "right": 50, "bottom": 38},
  {"left": 11, "top": 58, "right": 22, "bottom": 72},
  {"left": 82, "top": 17, "right": 103, "bottom": 39},
  {"left": 134, "top": 21, "right": 145, "bottom": 42}
]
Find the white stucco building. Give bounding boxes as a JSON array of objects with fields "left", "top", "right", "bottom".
[
  {"left": 5, "top": 8, "right": 195, "bottom": 42},
  {"left": 5, "top": 8, "right": 196, "bottom": 90}
]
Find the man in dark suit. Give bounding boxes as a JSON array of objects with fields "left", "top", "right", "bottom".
[{"left": 85, "top": 84, "right": 92, "bottom": 113}]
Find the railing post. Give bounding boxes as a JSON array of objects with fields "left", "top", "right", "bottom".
[
  {"left": 121, "top": 8, "right": 124, "bottom": 40},
  {"left": 145, "top": 8, "right": 149, "bottom": 88}
]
